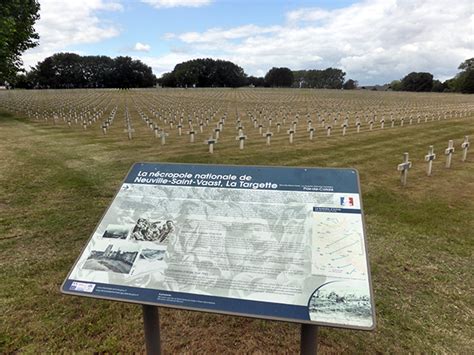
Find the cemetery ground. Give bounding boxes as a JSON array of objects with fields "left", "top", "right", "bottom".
[{"left": 0, "top": 89, "right": 473, "bottom": 353}]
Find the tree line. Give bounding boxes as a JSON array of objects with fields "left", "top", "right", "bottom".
[
  {"left": 14, "top": 53, "right": 156, "bottom": 89},
  {"left": 158, "top": 59, "right": 349, "bottom": 89},
  {"left": 389, "top": 58, "right": 474, "bottom": 94}
]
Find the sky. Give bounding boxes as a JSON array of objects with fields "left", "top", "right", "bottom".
[{"left": 21, "top": 0, "right": 473, "bottom": 85}]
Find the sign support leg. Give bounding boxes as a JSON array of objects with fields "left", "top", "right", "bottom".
[
  {"left": 300, "top": 324, "right": 319, "bottom": 355},
  {"left": 143, "top": 304, "right": 161, "bottom": 355}
]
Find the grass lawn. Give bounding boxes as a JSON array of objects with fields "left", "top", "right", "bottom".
[{"left": 1, "top": 89, "right": 473, "bottom": 353}]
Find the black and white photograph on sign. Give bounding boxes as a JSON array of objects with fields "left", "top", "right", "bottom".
[
  {"left": 308, "top": 280, "right": 373, "bottom": 327},
  {"left": 139, "top": 248, "right": 166, "bottom": 261},
  {"left": 131, "top": 218, "right": 176, "bottom": 244},
  {"left": 102, "top": 224, "right": 131, "bottom": 240},
  {"left": 82, "top": 244, "right": 139, "bottom": 274}
]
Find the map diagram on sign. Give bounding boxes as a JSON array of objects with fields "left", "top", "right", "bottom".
[{"left": 311, "top": 211, "right": 367, "bottom": 279}]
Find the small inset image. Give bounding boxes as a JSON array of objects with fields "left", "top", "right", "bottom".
[
  {"left": 308, "top": 280, "right": 373, "bottom": 328},
  {"left": 102, "top": 224, "right": 131, "bottom": 240},
  {"left": 82, "top": 244, "right": 139, "bottom": 274},
  {"left": 131, "top": 218, "right": 175, "bottom": 244},
  {"left": 139, "top": 248, "right": 166, "bottom": 261}
]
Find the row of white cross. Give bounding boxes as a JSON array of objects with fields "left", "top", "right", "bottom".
[{"left": 397, "top": 136, "right": 470, "bottom": 186}]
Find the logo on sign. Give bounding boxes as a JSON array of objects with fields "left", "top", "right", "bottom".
[
  {"left": 70, "top": 281, "right": 96, "bottom": 293},
  {"left": 340, "top": 197, "right": 354, "bottom": 207}
]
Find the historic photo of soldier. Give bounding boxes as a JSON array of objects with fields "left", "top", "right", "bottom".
[{"left": 131, "top": 218, "right": 175, "bottom": 244}]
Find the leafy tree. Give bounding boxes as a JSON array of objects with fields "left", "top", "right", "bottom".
[
  {"left": 265, "top": 67, "right": 293, "bottom": 87},
  {"left": 400, "top": 72, "right": 433, "bottom": 92},
  {"left": 82, "top": 55, "right": 115, "bottom": 88},
  {"left": 158, "top": 72, "right": 177, "bottom": 87},
  {"left": 458, "top": 58, "right": 474, "bottom": 71},
  {"left": 0, "top": 0, "right": 40, "bottom": 82},
  {"left": 160, "top": 58, "right": 246, "bottom": 88},
  {"left": 291, "top": 68, "right": 345, "bottom": 89},
  {"left": 28, "top": 53, "right": 155, "bottom": 88},
  {"left": 247, "top": 76, "right": 265, "bottom": 87},
  {"left": 431, "top": 80, "right": 445, "bottom": 92},
  {"left": 390, "top": 80, "right": 402, "bottom": 91},
  {"left": 456, "top": 58, "right": 474, "bottom": 94},
  {"left": 343, "top": 79, "right": 358, "bottom": 90},
  {"left": 443, "top": 78, "right": 457, "bottom": 92},
  {"left": 457, "top": 70, "right": 474, "bottom": 94}
]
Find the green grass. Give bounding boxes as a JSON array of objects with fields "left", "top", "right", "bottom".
[{"left": 0, "top": 89, "right": 473, "bottom": 353}]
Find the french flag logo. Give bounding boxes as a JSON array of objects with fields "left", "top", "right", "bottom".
[{"left": 340, "top": 197, "right": 354, "bottom": 207}]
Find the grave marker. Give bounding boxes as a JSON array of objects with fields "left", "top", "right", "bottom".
[
  {"left": 287, "top": 128, "right": 295, "bottom": 144},
  {"left": 424, "top": 145, "right": 436, "bottom": 176},
  {"left": 188, "top": 130, "right": 196, "bottom": 143},
  {"left": 461, "top": 136, "right": 470, "bottom": 162},
  {"left": 235, "top": 134, "right": 247, "bottom": 150},
  {"left": 397, "top": 152, "right": 412, "bottom": 186},
  {"left": 214, "top": 127, "right": 221, "bottom": 140},
  {"left": 206, "top": 138, "right": 216, "bottom": 153},
  {"left": 264, "top": 130, "right": 273, "bottom": 146},
  {"left": 341, "top": 119, "right": 348, "bottom": 136},
  {"left": 159, "top": 131, "right": 169, "bottom": 145},
  {"left": 445, "top": 140, "right": 454, "bottom": 168},
  {"left": 124, "top": 126, "right": 135, "bottom": 140}
]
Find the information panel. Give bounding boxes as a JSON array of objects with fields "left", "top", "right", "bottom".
[{"left": 62, "top": 163, "right": 375, "bottom": 330}]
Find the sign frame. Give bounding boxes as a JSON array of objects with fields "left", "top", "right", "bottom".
[{"left": 61, "top": 162, "right": 376, "bottom": 331}]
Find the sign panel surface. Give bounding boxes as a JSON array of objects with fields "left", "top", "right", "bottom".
[{"left": 62, "top": 163, "right": 375, "bottom": 330}]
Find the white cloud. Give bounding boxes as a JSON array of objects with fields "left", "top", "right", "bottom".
[
  {"left": 160, "top": 0, "right": 473, "bottom": 84},
  {"left": 178, "top": 25, "right": 282, "bottom": 43},
  {"left": 21, "top": 0, "right": 122, "bottom": 69},
  {"left": 286, "top": 8, "right": 331, "bottom": 23},
  {"left": 134, "top": 42, "right": 151, "bottom": 52},
  {"left": 141, "top": 0, "right": 212, "bottom": 9}
]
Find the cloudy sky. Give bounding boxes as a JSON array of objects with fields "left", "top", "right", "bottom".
[{"left": 22, "top": 0, "right": 473, "bottom": 85}]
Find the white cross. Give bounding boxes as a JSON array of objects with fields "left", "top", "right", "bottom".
[
  {"left": 397, "top": 152, "right": 412, "bottom": 186},
  {"left": 341, "top": 119, "right": 348, "bottom": 136},
  {"left": 236, "top": 134, "right": 247, "bottom": 150},
  {"left": 188, "top": 130, "right": 196, "bottom": 143},
  {"left": 159, "top": 131, "right": 169, "bottom": 145},
  {"left": 264, "top": 130, "right": 273, "bottom": 145},
  {"left": 424, "top": 145, "right": 436, "bottom": 176},
  {"left": 326, "top": 125, "right": 332, "bottom": 137},
  {"left": 461, "top": 136, "right": 470, "bottom": 162},
  {"left": 445, "top": 140, "right": 454, "bottom": 168},
  {"left": 206, "top": 138, "right": 216, "bottom": 153},
  {"left": 287, "top": 128, "right": 295, "bottom": 144}
]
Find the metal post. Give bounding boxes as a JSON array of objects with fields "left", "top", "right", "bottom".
[
  {"left": 300, "top": 324, "right": 318, "bottom": 355},
  {"left": 143, "top": 305, "right": 161, "bottom": 355}
]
